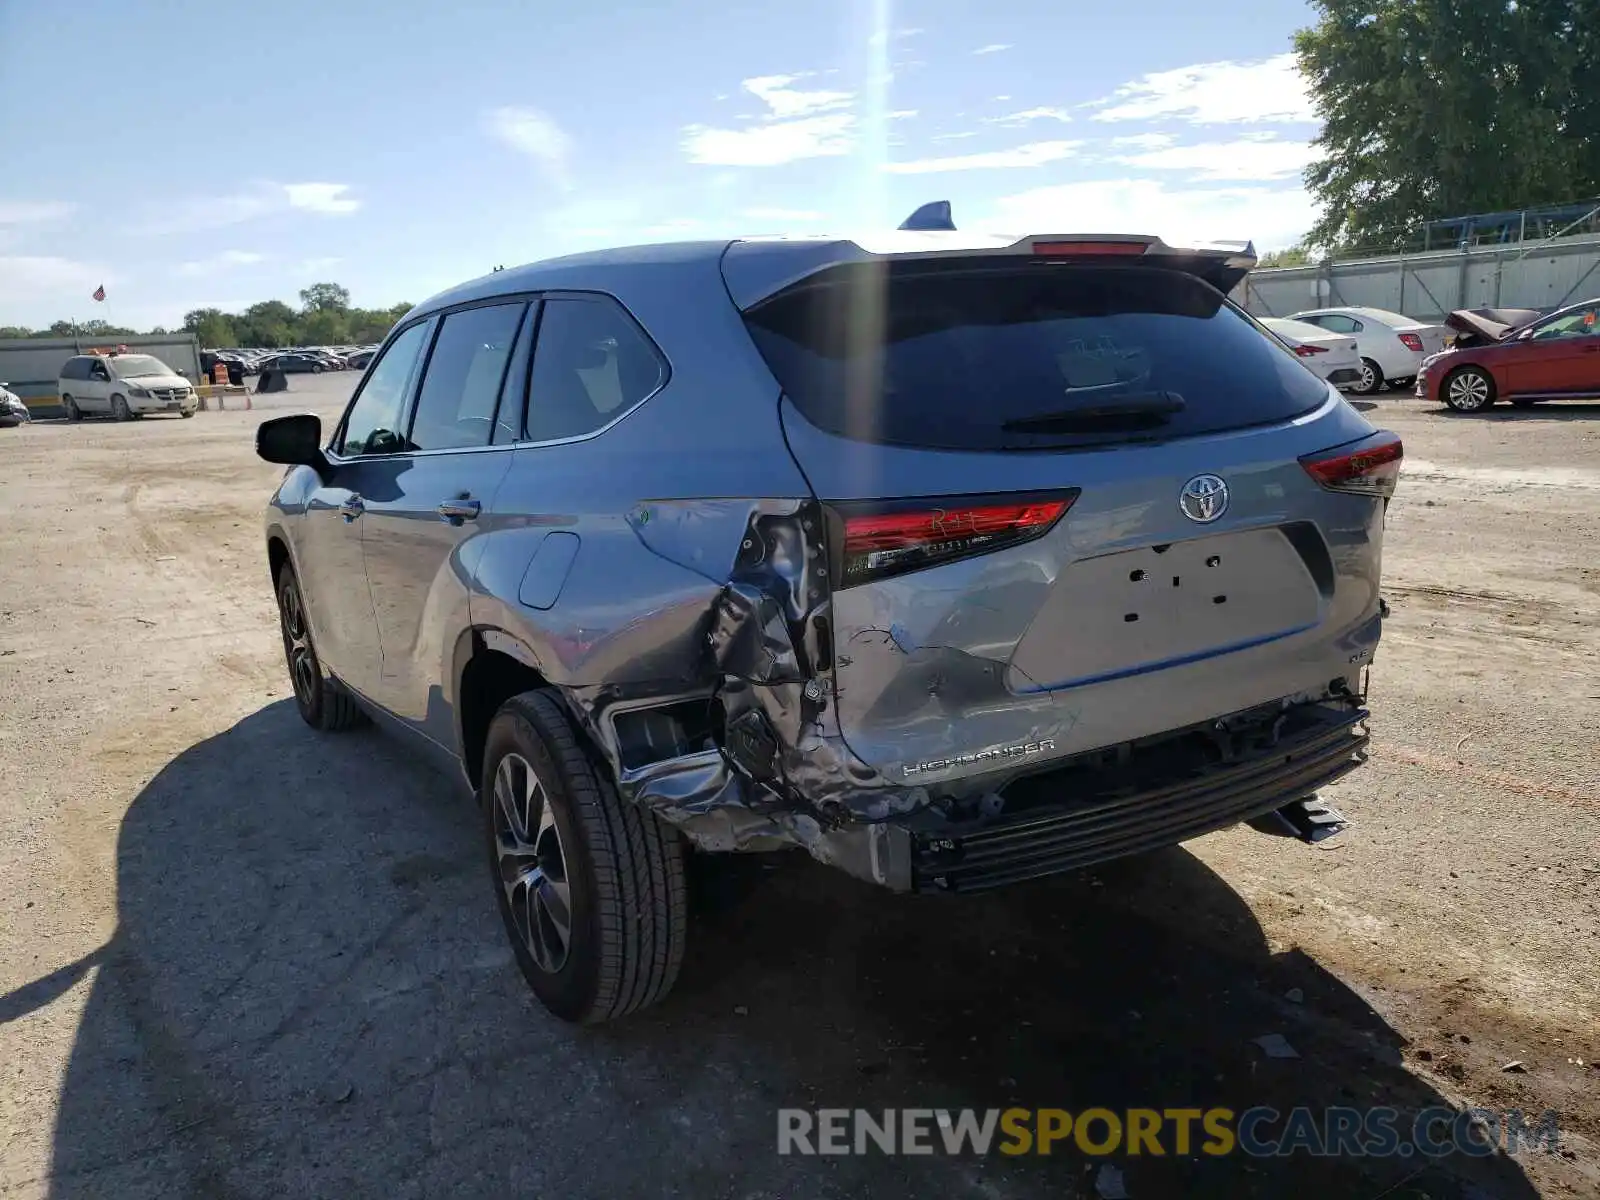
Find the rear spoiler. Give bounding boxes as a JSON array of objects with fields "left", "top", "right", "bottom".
[{"left": 725, "top": 202, "right": 1258, "bottom": 308}]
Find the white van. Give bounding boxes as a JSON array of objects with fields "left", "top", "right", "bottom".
[{"left": 58, "top": 353, "right": 198, "bottom": 420}]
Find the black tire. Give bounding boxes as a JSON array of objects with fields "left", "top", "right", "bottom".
[
  {"left": 483, "top": 690, "right": 687, "bottom": 1024},
  {"left": 1352, "top": 357, "right": 1385, "bottom": 395},
  {"left": 275, "top": 564, "right": 367, "bottom": 731},
  {"left": 312, "top": 363, "right": 324, "bottom": 374},
  {"left": 1442, "top": 365, "right": 1496, "bottom": 412},
  {"left": 179, "top": 409, "right": 195, "bottom": 418},
  {"left": 62, "top": 395, "right": 81, "bottom": 422},
  {"left": 111, "top": 394, "right": 131, "bottom": 421}
]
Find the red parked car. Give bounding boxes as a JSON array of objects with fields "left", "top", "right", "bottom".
[{"left": 1418, "top": 298, "right": 1600, "bottom": 411}]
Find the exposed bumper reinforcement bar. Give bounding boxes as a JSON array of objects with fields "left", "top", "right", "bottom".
[{"left": 810, "top": 704, "right": 1368, "bottom": 893}]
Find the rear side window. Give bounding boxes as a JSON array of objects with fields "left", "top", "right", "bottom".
[
  {"left": 407, "top": 302, "right": 526, "bottom": 451},
  {"left": 524, "top": 296, "right": 665, "bottom": 443},
  {"left": 745, "top": 263, "right": 1332, "bottom": 451}
]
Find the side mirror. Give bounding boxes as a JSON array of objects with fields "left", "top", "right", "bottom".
[
  {"left": 256, "top": 413, "right": 327, "bottom": 473},
  {"left": 1516, "top": 327, "right": 1535, "bottom": 340}
]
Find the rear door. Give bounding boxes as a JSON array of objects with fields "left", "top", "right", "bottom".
[
  {"left": 743, "top": 257, "right": 1388, "bottom": 783},
  {"left": 356, "top": 299, "right": 525, "bottom": 744}
]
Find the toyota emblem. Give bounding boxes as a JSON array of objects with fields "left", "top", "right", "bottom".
[{"left": 1179, "top": 474, "right": 1229, "bottom": 523}]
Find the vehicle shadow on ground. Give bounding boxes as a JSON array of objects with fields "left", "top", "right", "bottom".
[{"left": 30, "top": 702, "right": 1541, "bottom": 1199}]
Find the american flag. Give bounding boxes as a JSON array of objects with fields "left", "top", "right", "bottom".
[{"left": 92, "top": 285, "right": 106, "bottom": 302}]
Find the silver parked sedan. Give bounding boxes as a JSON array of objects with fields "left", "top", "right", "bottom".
[{"left": 258, "top": 212, "right": 1400, "bottom": 1024}]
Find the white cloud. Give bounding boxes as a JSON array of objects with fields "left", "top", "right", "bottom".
[
  {"left": 886, "top": 140, "right": 1083, "bottom": 174},
  {"left": 173, "top": 250, "right": 266, "bottom": 277},
  {"left": 742, "top": 74, "right": 852, "bottom": 119},
  {"left": 741, "top": 207, "right": 825, "bottom": 222},
  {"left": 484, "top": 107, "right": 572, "bottom": 188},
  {"left": 298, "top": 256, "right": 343, "bottom": 273},
  {"left": 1110, "top": 133, "right": 1177, "bottom": 150},
  {"left": 972, "top": 43, "right": 1012, "bottom": 55},
  {"left": 1110, "top": 136, "right": 1317, "bottom": 181},
  {"left": 889, "top": 109, "right": 919, "bottom": 120},
  {"left": 684, "top": 115, "right": 855, "bottom": 166},
  {"left": 0, "top": 200, "right": 77, "bottom": 225},
  {"left": 284, "top": 183, "right": 361, "bottom": 214},
  {"left": 986, "top": 178, "right": 1316, "bottom": 251},
  {"left": 0, "top": 256, "right": 113, "bottom": 311},
  {"left": 1091, "top": 54, "right": 1315, "bottom": 124},
  {"left": 139, "top": 183, "right": 361, "bottom": 233},
  {"left": 684, "top": 72, "right": 858, "bottom": 166},
  {"left": 986, "top": 107, "right": 1072, "bottom": 127},
  {"left": 932, "top": 130, "right": 980, "bottom": 142}
]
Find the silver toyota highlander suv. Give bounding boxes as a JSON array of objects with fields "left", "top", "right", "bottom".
[{"left": 258, "top": 211, "right": 1401, "bottom": 1024}]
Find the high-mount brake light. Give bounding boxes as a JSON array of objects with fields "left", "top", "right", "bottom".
[
  {"left": 834, "top": 496, "right": 1077, "bottom": 587},
  {"left": 1032, "top": 241, "right": 1149, "bottom": 258},
  {"left": 1300, "top": 432, "right": 1403, "bottom": 498}
]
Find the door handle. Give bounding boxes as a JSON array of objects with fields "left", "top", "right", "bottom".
[
  {"left": 339, "top": 495, "right": 364, "bottom": 522},
  {"left": 436, "top": 497, "right": 481, "bottom": 525}
]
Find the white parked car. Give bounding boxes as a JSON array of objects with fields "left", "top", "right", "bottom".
[
  {"left": 1285, "top": 306, "right": 1449, "bottom": 394},
  {"left": 57, "top": 353, "right": 198, "bottom": 421},
  {"left": 0, "top": 382, "right": 30, "bottom": 427},
  {"left": 1260, "top": 318, "right": 1364, "bottom": 391}
]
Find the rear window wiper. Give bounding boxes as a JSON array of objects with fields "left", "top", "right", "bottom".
[{"left": 1000, "top": 391, "right": 1185, "bottom": 432}]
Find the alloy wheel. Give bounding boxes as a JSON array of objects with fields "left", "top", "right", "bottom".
[
  {"left": 1446, "top": 370, "right": 1491, "bottom": 411},
  {"left": 277, "top": 575, "right": 318, "bottom": 709},
  {"left": 1356, "top": 360, "right": 1381, "bottom": 394},
  {"left": 493, "top": 752, "right": 573, "bottom": 975}
]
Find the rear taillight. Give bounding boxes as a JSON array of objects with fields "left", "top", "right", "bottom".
[
  {"left": 831, "top": 493, "right": 1077, "bottom": 587},
  {"left": 1300, "top": 432, "right": 1403, "bottom": 498},
  {"left": 1294, "top": 344, "right": 1329, "bottom": 357},
  {"left": 1398, "top": 332, "right": 1425, "bottom": 352}
]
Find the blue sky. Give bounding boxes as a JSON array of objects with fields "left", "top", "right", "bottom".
[{"left": 0, "top": 0, "right": 1322, "bottom": 330}]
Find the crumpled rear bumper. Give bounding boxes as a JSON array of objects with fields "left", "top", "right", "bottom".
[{"left": 796, "top": 700, "right": 1369, "bottom": 892}]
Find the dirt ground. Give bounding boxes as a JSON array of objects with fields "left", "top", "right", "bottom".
[{"left": 1, "top": 379, "right": 1596, "bottom": 1199}]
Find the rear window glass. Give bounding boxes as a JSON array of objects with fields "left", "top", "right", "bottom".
[{"left": 743, "top": 263, "right": 1330, "bottom": 452}]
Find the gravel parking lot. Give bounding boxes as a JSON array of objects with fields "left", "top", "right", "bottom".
[{"left": 1, "top": 375, "right": 1596, "bottom": 1198}]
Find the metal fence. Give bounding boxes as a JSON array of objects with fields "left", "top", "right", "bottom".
[{"left": 1233, "top": 233, "right": 1600, "bottom": 322}]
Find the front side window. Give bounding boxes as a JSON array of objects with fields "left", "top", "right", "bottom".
[
  {"left": 524, "top": 297, "right": 665, "bottom": 442},
  {"left": 340, "top": 321, "right": 430, "bottom": 456},
  {"left": 407, "top": 303, "right": 526, "bottom": 451},
  {"left": 90, "top": 360, "right": 110, "bottom": 381},
  {"left": 1530, "top": 307, "right": 1599, "bottom": 340}
]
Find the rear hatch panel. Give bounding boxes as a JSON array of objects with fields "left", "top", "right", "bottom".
[{"left": 742, "top": 254, "right": 1389, "bottom": 795}]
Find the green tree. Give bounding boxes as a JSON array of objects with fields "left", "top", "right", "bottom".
[
  {"left": 301, "top": 307, "right": 350, "bottom": 346},
  {"left": 1297, "top": 0, "right": 1600, "bottom": 252},
  {"left": 0, "top": 326, "right": 34, "bottom": 339},
  {"left": 1258, "top": 244, "right": 1314, "bottom": 269},
  {"left": 299, "top": 282, "right": 351, "bottom": 313}
]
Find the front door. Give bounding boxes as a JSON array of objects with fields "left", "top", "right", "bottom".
[
  {"left": 1506, "top": 306, "right": 1600, "bottom": 396},
  {"left": 311, "top": 319, "right": 436, "bottom": 699},
  {"left": 358, "top": 300, "right": 528, "bottom": 748},
  {"left": 84, "top": 359, "right": 112, "bottom": 411},
  {"left": 292, "top": 463, "right": 383, "bottom": 698}
]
